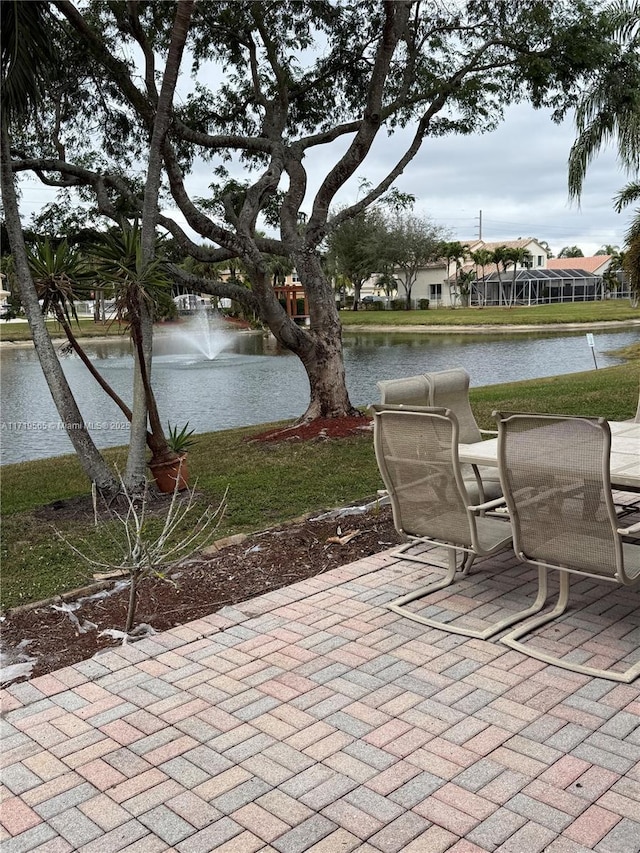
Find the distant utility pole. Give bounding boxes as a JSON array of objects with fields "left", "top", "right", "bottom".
[{"left": 475, "top": 209, "right": 482, "bottom": 240}]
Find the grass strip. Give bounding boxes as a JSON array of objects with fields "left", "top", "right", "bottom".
[
  {"left": 1, "top": 301, "right": 638, "bottom": 343},
  {"left": 340, "top": 301, "right": 640, "bottom": 327}
]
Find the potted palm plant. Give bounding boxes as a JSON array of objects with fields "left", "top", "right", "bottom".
[
  {"left": 149, "top": 422, "right": 197, "bottom": 493},
  {"left": 92, "top": 221, "right": 189, "bottom": 491}
]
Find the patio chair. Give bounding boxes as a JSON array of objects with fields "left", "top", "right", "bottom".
[
  {"left": 377, "top": 373, "right": 431, "bottom": 407},
  {"left": 378, "top": 368, "right": 501, "bottom": 500},
  {"left": 425, "top": 368, "right": 495, "bottom": 444},
  {"left": 614, "top": 380, "right": 640, "bottom": 516},
  {"left": 426, "top": 367, "right": 502, "bottom": 499},
  {"left": 495, "top": 411, "right": 640, "bottom": 682},
  {"left": 373, "top": 404, "right": 548, "bottom": 638}
]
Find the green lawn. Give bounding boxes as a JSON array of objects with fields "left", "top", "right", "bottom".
[
  {"left": 2, "top": 356, "right": 639, "bottom": 611},
  {"left": 0, "top": 317, "right": 128, "bottom": 342},
  {"left": 341, "top": 301, "right": 640, "bottom": 327},
  {"left": 1, "top": 300, "right": 638, "bottom": 344}
]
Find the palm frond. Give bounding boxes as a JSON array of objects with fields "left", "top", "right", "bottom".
[
  {"left": 615, "top": 182, "right": 640, "bottom": 212},
  {"left": 0, "top": 0, "right": 59, "bottom": 124}
]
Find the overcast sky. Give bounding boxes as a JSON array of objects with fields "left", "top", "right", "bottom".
[
  {"left": 17, "top": 101, "right": 629, "bottom": 259},
  {"left": 292, "top": 101, "right": 629, "bottom": 258}
]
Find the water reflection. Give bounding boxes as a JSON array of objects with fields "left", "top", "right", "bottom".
[{"left": 1, "top": 326, "right": 638, "bottom": 464}]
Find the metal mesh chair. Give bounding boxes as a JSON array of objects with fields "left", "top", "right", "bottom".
[
  {"left": 373, "top": 405, "right": 548, "bottom": 638},
  {"left": 616, "top": 380, "right": 640, "bottom": 515},
  {"left": 426, "top": 367, "right": 501, "bottom": 499},
  {"left": 425, "top": 368, "right": 486, "bottom": 444},
  {"left": 495, "top": 412, "right": 640, "bottom": 682},
  {"left": 378, "top": 368, "right": 501, "bottom": 501},
  {"left": 377, "top": 374, "right": 431, "bottom": 407}
]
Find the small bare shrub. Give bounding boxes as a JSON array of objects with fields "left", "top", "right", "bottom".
[{"left": 57, "top": 472, "right": 227, "bottom": 635}]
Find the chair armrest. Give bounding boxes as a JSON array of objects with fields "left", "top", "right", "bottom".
[
  {"left": 617, "top": 520, "right": 640, "bottom": 535},
  {"left": 479, "top": 428, "right": 498, "bottom": 436},
  {"left": 468, "top": 496, "right": 507, "bottom": 513}
]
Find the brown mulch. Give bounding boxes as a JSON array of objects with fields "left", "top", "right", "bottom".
[
  {"left": 1, "top": 417, "right": 400, "bottom": 684},
  {"left": 249, "top": 413, "right": 372, "bottom": 443}
]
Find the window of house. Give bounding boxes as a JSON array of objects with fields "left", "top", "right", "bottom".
[
  {"left": 291, "top": 271, "right": 300, "bottom": 283},
  {"left": 536, "top": 255, "right": 544, "bottom": 266},
  {"left": 429, "top": 284, "right": 442, "bottom": 299}
]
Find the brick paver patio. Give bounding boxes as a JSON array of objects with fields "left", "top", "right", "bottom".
[{"left": 2, "top": 528, "right": 639, "bottom": 852}]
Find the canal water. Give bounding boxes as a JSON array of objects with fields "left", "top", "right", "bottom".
[{"left": 1, "top": 325, "right": 638, "bottom": 464}]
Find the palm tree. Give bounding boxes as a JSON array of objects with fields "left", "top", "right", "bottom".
[
  {"left": 91, "top": 222, "right": 179, "bottom": 462},
  {"left": 0, "top": 1, "right": 118, "bottom": 496},
  {"left": 440, "top": 241, "right": 468, "bottom": 307},
  {"left": 615, "top": 182, "right": 640, "bottom": 306},
  {"left": 457, "top": 269, "right": 476, "bottom": 308},
  {"left": 568, "top": 0, "right": 639, "bottom": 300},
  {"left": 558, "top": 246, "right": 585, "bottom": 258},
  {"left": 596, "top": 244, "right": 620, "bottom": 255},
  {"left": 537, "top": 240, "right": 553, "bottom": 259},
  {"left": 470, "top": 248, "right": 493, "bottom": 306},
  {"left": 491, "top": 246, "right": 510, "bottom": 306},
  {"left": 27, "top": 238, "right": 134, "bottom": 423},
  {"left": 568, "top": 1, "right": 640, "bottom": 203},
  {"left": 504, "top": 247, "right": 533, "bottom": 306}
]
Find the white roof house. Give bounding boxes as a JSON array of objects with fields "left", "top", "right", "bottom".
[
  {"left": 410, "top": 238, "right": 551, "bottom": 307},
  {"left": 356, "top": 242, "right": 619, "bottom": 308}
]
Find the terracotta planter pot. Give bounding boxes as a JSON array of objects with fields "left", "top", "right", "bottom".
[{"left": 149, "top": 454, "right": 189, "bottom": 493}]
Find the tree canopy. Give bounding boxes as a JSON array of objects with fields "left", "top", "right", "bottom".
[{"left": 5, "top": 0, "right": 627, "bottom": 426}]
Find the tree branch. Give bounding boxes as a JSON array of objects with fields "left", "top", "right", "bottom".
[
  {"left": 54, "top": 0, "right": 154, "bottom": 128},
  {"left": 168, "top": 266, "right": 259, "bottom": 310},
  {"left": 170, "top": 118, "right": 277, "bottom": 154},
  {"left": 125, "top": 0, "right": 158, "bottom": 102},
  {"left": 305, "top": 1, "right": 412, "bottom": 245},
  {"left": 162, "top": 140, "right": 251, "bottom": 256}
]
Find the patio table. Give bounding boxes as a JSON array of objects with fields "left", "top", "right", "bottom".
[{"left": 460, "top": 420, "right": 640, "bottom": 491}]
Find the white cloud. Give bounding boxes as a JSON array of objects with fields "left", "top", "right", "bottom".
[
  {"left": 17, "top": 95, "right": 631, "bottom": 260},
  {"left": 314, "top": 102, "right": 629, "bottom": 256}
]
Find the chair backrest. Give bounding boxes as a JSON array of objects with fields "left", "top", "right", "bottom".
[
  {"left": 425, "top": 368, "right": 482, "bottom": 444},
  {"left": 377, "top": 374, "right": 430, "bottom": 407},
  {"left": 372, "top": 404, "right": 477, "bottom": 548},
  {"left": 495, "top": 412, "right": 625, "bottom": 581}
]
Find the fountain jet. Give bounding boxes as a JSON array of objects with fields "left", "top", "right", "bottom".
[{"left": 170, "top": 307, "right": 237, "bottom": 361}]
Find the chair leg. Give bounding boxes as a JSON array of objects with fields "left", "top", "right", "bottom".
[
  {"left": 387, "top": 546, "right": 465, "bottom": 608},
  {"left": 386, "top": 549, "right": 550, "bottom": 640},
  {"left": 500, "top": 573, "right": 640, "bottom": 683}
]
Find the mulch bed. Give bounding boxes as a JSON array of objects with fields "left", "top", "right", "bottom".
[
  {"left": 249, "top": 414, "right": 372, "bottom": 443},
  {"left": 1, "top": 417, "right": 400, "bottom": 684}
]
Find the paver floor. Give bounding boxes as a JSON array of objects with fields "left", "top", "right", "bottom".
[{"left": 2, "top": 524, "right": 640, "bottom": 852}]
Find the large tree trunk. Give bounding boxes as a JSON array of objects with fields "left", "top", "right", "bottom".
[
  {"left": 284, "top": 252, "right": 360, "bottom": 420},
  {"left": 1, "top": 125, "right": 118, "bottom": 496},
  {"left": 298, "top": 328, "right": 358, "bottom": 420}
]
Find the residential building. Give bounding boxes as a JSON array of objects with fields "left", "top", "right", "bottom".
[
  {"left": 409, "top": 238, "right": 550, "bottom": 307},
  {"left": 393, "top": 241, "right": 629, "bottom": 308}
]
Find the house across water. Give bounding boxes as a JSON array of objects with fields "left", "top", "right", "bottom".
[{"left": 362, "top": 238, "right": 631, "bottom": 308}]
